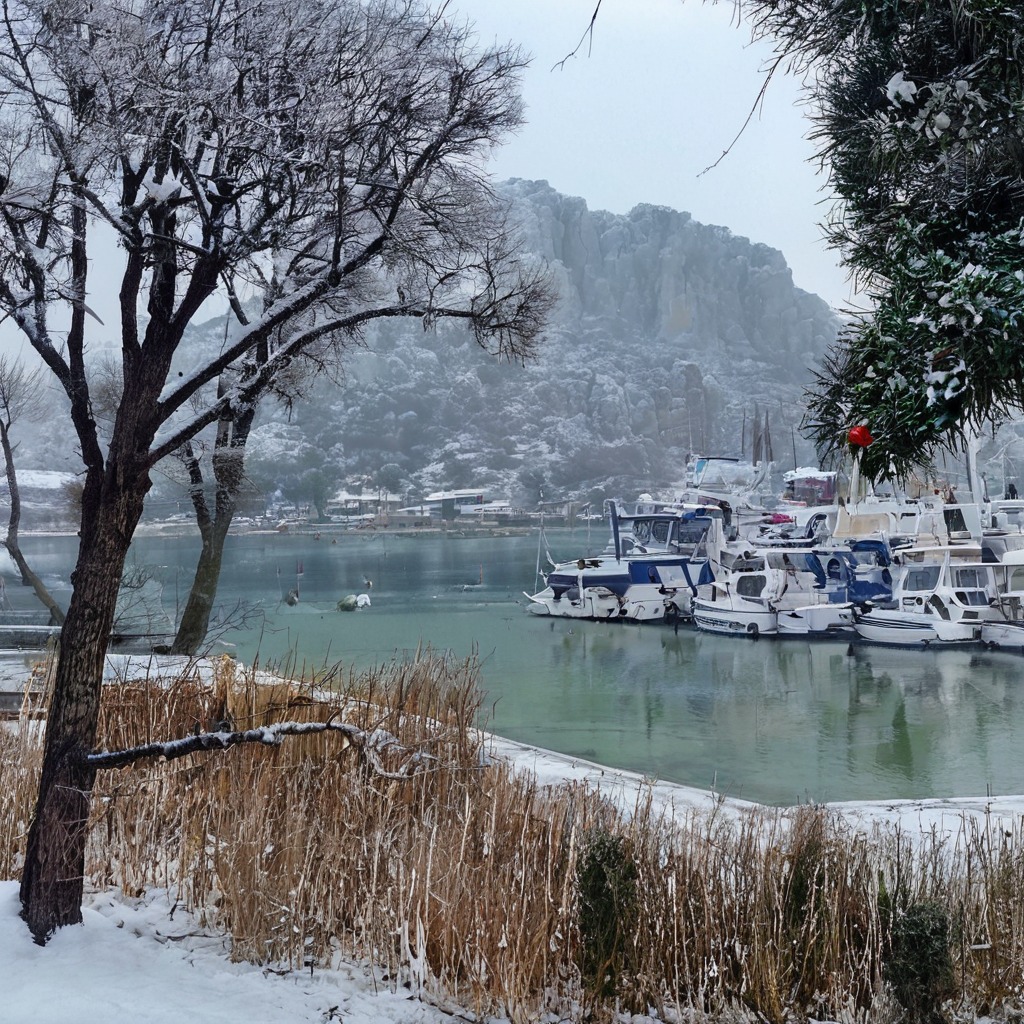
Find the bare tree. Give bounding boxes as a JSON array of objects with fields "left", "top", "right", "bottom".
[
  {"left": 0, "top": 355, "right": 65, "bottom": 625},
  {"left": 0, "top": 0, "right": 552, "bottom": 942},
  {"left": 169, "top": 402, "right": 258, "bottom": 654},
  {"left": 170, "top": 294, "right": 341, "bottom": 656}
]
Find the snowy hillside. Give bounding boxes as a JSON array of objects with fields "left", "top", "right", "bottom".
[{"left": 15, "top": 182, "right": 842, "bottom": 512}]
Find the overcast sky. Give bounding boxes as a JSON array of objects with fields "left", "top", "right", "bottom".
[
  {"left": 0, "top": 0, "right": 857, "bottom": 362},
  {"left": 455, "top": 0, "right": 861, "bottom": 311}
]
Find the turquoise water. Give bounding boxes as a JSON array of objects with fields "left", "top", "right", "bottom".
[{"left": 19, "top": 529, "right": 1024, "bottom": 805}]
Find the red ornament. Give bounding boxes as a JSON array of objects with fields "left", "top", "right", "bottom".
[{"left": 848, "top": 424, "right": 874, "bottom": 447}]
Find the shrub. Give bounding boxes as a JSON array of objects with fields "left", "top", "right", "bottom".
[
  {"left": 576, "top": 827, "right": 639, "bottom": 1002},
  {"left": 884, "top": 899, "right": 955, "bottom": 1023}
]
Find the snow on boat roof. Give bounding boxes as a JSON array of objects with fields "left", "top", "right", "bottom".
[{"left": 783, "top": 467, "right": 837, "bottom": 481}]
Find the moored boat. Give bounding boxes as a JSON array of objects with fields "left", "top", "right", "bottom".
[
  {"left": 692, "top": 542, "right": 892, "bottom": 639},
  {"left": 981, "top": 549, "right": 1024, "bottom": 650},
  {"left": 853, "top": 547, "right": 999, "bottom": 647},
  {"left": 525, "top": 501, "right": 723, "bottom": 622}
]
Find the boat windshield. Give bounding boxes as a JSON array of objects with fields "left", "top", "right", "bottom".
[
  {"left": 674, "top": 519, "right": 710, "bottom": 547},
  {"left": 903, "top": 565, "right": 941, "bottom": 592},
  {"left": 630, "top": 517, "right": 674, "bottom": 546},
  {"left": 735, "top": 574, "right": 766, "bottom": 598},
  {"left": 849, "top": 549, "right": 884, "bottom": 568},
  {"left": 954, "top": 567, "right": 989, "bottom": 590},
  {"left": 952, "top": 567, "right": 992, "bottom": 605}
]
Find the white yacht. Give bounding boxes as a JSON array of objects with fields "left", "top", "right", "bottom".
[
  {"left": 692, "top": 541, "right": 892, "bottom": 639},
  {"left": 524, "top": 501, "right": 725, "bottom": 623},
  {"left": 852, "top": 547, "right": 1000, "bottom": 646},
  {"left": 981, "top": 548, "right": 1024, "bottom": 650}
]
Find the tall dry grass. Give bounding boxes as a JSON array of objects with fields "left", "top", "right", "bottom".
[{"left": 1, "top": 651, "right": 1022, "bottom": 1023}]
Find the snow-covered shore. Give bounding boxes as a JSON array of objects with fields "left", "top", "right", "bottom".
[
  {"left": 2, "top": 654, "right": 1021, "bottom": 1023},
  {"left": 489, "top": 733, "right": 1024, "bottom": 838},
  {"left": 5, "top": 737, "right": 1020, "bottom": 1024}
]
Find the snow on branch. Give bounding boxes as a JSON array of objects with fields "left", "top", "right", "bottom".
[{"left": 85, "top": 716, "right": 439, "bottom": 779}]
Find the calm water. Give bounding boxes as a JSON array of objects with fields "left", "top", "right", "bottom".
[{"left": 18, "top": 528, "right": 1024, "bottom": 806}]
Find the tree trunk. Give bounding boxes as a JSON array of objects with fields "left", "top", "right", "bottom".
[
  {"left": 170, "top": 404, "right": 255, "bottom": 656},
  {"left": 4, "top": 543, "right": 66, "bottom": 626},
  {"left": 170, "top": 513, "right": 232, "bottom": 655},
  {"left": 19, "top": 488, "right": 144, "bottom": 943},
  {"left": 0, "top": 423, "right": 65, "bottom": 625}
]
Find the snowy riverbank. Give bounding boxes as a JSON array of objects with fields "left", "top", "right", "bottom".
[{"left": 2, "top": 654, "right": 1021, "bottom": 1023}]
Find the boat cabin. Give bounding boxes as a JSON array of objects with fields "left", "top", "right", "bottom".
[
  {"left": 780, "top": 468, "right": 839, "bottom": 507},
  {"left": 615, "top": 507, "right": 724, "bottom": 556},
  {"left": 890, "top": 547, "right": 998, "bottom": 620}
]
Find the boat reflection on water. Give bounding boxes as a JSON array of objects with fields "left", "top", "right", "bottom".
[
  {"left": 14, "top": 529, "right": 1024, "bottom": 806},
  {"left": 551, "top": 624, "right": 1021, "bottom": 805}
]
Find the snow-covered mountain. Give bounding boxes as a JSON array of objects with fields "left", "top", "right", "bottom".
[
  {"left": 19, "top": 181, "right": 843, "bottom": 512},
  {"left": 244, "top": 180, "right": 840, "bottom": 507}
]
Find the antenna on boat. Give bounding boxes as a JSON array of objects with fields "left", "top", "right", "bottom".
[
  {"left": 535, "top": 491, "right": 546, "bottom": 584},
  {"left": 607, "top": 499, "right": 622, "bottom": 562}
]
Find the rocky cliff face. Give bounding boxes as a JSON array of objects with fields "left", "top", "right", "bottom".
[
  {"left": 464, "top": 180, "right": 841, "bottom": 499},
  {"left": 81, "top": 181, "right": 842, "bottom": 512},
  {"left": 514, "top": 180, "right": 831, "bottom": 365},
  {"left": 235, "top": 180, "right": 842, "bottom": 507}
]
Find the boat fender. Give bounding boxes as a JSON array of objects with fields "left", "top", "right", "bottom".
[
  {"left": 747, "top": 622, "right": 759, "bottom": 639},
  {"left": 663, "top": 603, "right": 679, "bottom": 626}
]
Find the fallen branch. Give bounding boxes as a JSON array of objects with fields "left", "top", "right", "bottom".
[{"left": 86, "top": 718, "right": 437, "bottom": 779}]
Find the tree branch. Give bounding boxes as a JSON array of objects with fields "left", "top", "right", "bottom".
[
  {"left": 86, "top": 717, "right": 439, "bottom": 779},
  {"left": 699, "top": 54, "right": 784, "bottom": 177},
  {"left": 553, "top": 0, "right": 604, "bottom": 71}
]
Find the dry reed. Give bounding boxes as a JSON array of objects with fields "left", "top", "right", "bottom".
[{"left": 1, "top": 651, "right": 1022, "bottom": 1023}]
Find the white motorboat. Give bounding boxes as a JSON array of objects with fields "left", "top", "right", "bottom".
[
  {"left": 692, "top": 542, "right": 893, "bottom": 639},
  {"left": 980, "top": 614, "right": 1024, "bottom": 651},
  {"left": 853, "top": 547, "right": 1000, "bottom": 647},
  {"left": 675, "top": 454, "right": 773, "bottom": 510},
  {"left": 981, "top": 549, "right": 1024, "bottom": 650},
  {"left": 525, "top": 502, "right": 724, "bottom": 622},
  {"left": 775, "top": 541, "right": 894, "bottom": 636},
  {"left": 979, "top": 498, "right": 1024, "bottom": 562}
]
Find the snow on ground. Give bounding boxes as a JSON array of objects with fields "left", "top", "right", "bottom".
[
  {"left": 0, "top": 470, "right": 75, "bottom": 490},
  {"left": 0, "top": 882, "right": 469, "bottom": 1024},
  {"left": 488, "top": 734, "right": 1024, "bottom": 838},
  {"left": 2, "top": 657, "right": 1023, "bottom": 1023},
  {"left": 4, "top": 739, "right": 1022, "bottom": 1024}
]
